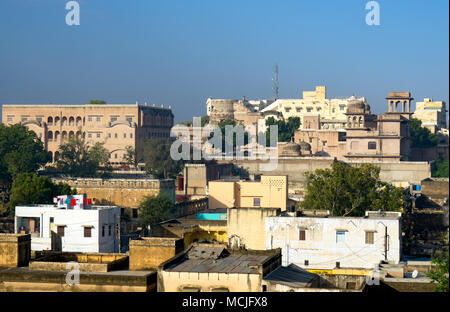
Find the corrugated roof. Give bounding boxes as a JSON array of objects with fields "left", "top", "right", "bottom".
[{"left": 263, "top": 264, "right": 318, "bottom": 288}]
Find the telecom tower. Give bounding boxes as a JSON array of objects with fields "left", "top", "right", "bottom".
[{"left": 272, "top": 63, "right": 279, "bottom": 99}]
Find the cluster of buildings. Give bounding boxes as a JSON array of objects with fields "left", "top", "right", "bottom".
[{"left": 0, "top": 86, "right": 448, "bottom": 292}]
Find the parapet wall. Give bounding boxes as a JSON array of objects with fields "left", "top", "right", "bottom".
[
  {"left": 0, "top": 234, "right": 31, "bottom": 268},
  {"left": 52, "top": 177, "right": 175, "bottom": 208}
]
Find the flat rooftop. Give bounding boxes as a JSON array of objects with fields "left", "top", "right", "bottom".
[{"left": 165, "top": 246, "right": 275, "bottom": 274}]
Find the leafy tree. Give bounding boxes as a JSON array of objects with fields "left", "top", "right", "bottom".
[
  {"left": 56, "top": 137, "right": 111, "bottom": 177},
  {"left": 138, "top": 193, "right": 175, "bottom": 227},
  {"left": 88, "top": 100, "right": 106, "bottom": 104},
  {"left": 123, "top": 145, "right": 138, "bottom": 167},
  {"left": 201, "top": 115, "right": 210, "bottom": 126},
  {"left": 410, "top": 118, "right": 438, "bottom": 148},
  {"left": 143, "top": 138, "right": 183, "bottom": 178},
  {"left": 0, "top": 124, "right": 51, "bottom": 187},
  {"left": 427, "top": 230, "right": 449, "bottom": 292},
  {"left": 431, "top": 158, "right": 449, "bottom": 178},
  {"left": 265, "top": 117, "right": 301, "bottom": 143},
  {"left": 299, "top": 162, "right": 405, "bottom": 216},
  {"left": 9, "top": 173, "right": 75, "bottom": 216}
]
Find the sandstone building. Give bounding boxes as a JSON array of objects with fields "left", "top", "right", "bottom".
[
  {"left": 1, "top": 102, "right": 174, "bottom": 164},
  {"left": 412, "top": 98, "right": 447, "bottom": 133}
]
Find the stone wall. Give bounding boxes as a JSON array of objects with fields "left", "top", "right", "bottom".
[
  {"left": 0, "top": 234, "right": 31, "bottom": 268},
  {"left": 129, "top": 237, "right": 184, "bottom": 271},
  {"left": 52, "top": 177, "right": 175, "bottom": 209}
]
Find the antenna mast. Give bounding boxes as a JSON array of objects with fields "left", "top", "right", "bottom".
[{"left": 272, "top": 63, "right": 279, "bottom": 99}]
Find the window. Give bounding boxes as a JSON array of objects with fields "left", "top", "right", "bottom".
[
  {"left": 88, "top": 133, "right": 92, "bottom": 138},
  {"left": 21, "top": 116, "right": 28, "bottom": 122},
  {"left": 284, "top": 107, "right": 291, "bottom": 112},
  {"left": 96, "top": 116, "right": 101, "bottom": 122},
  {"left": 108, "top": 133, "right": 111, "bottom": 138},
  {"left": 110, "top": 116, "right": 118, "bottom": 122},
  {"left": 365, "top": 231, "right": 375, "bottom": 244},
  {"left": 253, "top": 198, "right": 261, "bottom": 207},
  {"left": 102, "top": 226, "right": 105, "bottom": 237},
  {"left": 368, "top": 142, "right": 376, "bottom": 150},
  {"left": 126, "top": 116, "right": 133, "bottom": 122},
  {"left": 336, "top": 262, "right": 341, "bottom": 268},
  {"left": 108, "top": 225, "right": 112, "bottom": 236},
  {"left": 114, "top": 154, "right": 117, "bottom": 159},
  {"left": 7, "top": 116, "right": 13, "bottom": 122},
  {"left": 36, "top": 117, "right": 42, "bottom": 122},
  {"left": 296, "top": 107, "right": 302, "bottom": 112},
  {"left": 124, "top": 133, "right": 126, "bottom": 138},
  {"left": 96, "top": 133, "right": 101, "bottom": 138},
  {"left": 336, "top": 231, "right": 346, "bottom": 243},
  {"left": 132, "top": 209, "right": 138, "bottom": 219},
  {"left": 299, "top": 229, "right": 306, "bottom": 241},
  {"left": 130, "top": 133, "right": 133, "bottom": 138},
  {"left": 339, "top": 104, "right": 345, "bottom": 111},
  {"left": 309, "top": 138, "right": 313, "bottom": 143},
  {"left": 84, "top": 227, "right": 92, "bottom": 238},
  {"left": 304, "top": 260, "right": 309, "bottom": 266},
  {"left": 322, "top": 141, "right": 327, "bottom": 146},
  {"left": 115, "top": 133, "right": 118, "bottom": 138},
  {"left": 57, "top": 226, "right": 65, "bottom": 237},
  {"left": 88, "top": 116, "right": 93, "bottom": 122},
  {"left": 306, "top": 108, "right": 312, "bottom": 113}
]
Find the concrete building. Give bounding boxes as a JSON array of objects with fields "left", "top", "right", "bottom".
[
  {"left": 14, "top": 194, "right": 121, "bottom": 253},
  {"left": 51, "top": 177, "right": 175, "bottom": 221},
  {"left": 265, "top": 211, "right": 402, "bottom": 270},
  {"left": 182, "top": 163, "right": 233, "bottom": 199},
  {"left": 1, "top": 102, "right": 174, "bottom": 164},
  {"left": 157, "top": 244, "right": 282, "bottom": 292},
  {"left": 259, "top": 86, "right": 367, "bottom": 131},
  {"left": 208, "top": 175, "right": 288, "bottom": 211},
  {"left": 413, "top": 98, "right": 447, "bottom": 133}
]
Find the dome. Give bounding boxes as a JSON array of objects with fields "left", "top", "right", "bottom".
[
  {"left": 278, "top": 141, "right": 301, "bottom": 157},
  {"left": 298, "top": 141, "right": 312, "bottom": 151},
  {"left": 347, "top": 99, "right": 366, "bottom": 114}
]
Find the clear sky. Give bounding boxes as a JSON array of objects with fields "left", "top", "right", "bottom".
[{"left": 0, "top": 0, "right": 448, "bottom": 123}]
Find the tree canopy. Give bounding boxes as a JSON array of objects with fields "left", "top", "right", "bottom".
[
  {"left": 123, "top": 145, "right": 138, "bottom": 167},
  {"left": 0, "top": 124, "right": 50, "bottom": 187},
  {"left": 265, "top": 117, "right": 301, "bottom": 143},
  {"left": 88, "top": 100, "right": 106, "bottom": 104},
  {"left": 410, "top": 118, "right": 438, "bottom": 148},
  {"left": 9, "top": 173, "right": 75, "bottom": 216},
  {"left": 138, "top": 193, "right": 175, "bottom": 227},
  {"left": 431, "top": 157, "right": 449, "bottom": 178},
  {"left": 427, "top": 230, "right": 449, "bottom": 292},
  {"left": 56, "top": 137, "right": 111, "bottom": 177},
  {"left": 143, "top": 137, "right": 183, "bottom": 178},
  {"left": 299, "top": 162, "right": 406, "bottom": 216}
]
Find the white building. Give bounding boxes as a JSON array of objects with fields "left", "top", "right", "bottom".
[
  {"left": 265, "top": 211, "right": 401, "bottom": 270},
  {"left": 15, "top": 194, "right": 121, "bottom": 253}
]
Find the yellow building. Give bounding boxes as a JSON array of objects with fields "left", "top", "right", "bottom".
[
  {"left": 413, "top": 98, "right": 447, "bottom": 133},
  {"left": 260, "top": 86, "right": 367, "bottom": 131},
  {"left": 208, "top": 175, "right": 288, "bottom": 211}
]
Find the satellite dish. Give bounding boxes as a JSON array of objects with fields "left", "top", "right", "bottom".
[{"left": 412, "top": 270, "right": 418, "bottom": 278}]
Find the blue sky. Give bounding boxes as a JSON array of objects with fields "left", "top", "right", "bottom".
[{"left": 0, "top": 0, "right": 448, "bottom": 123}]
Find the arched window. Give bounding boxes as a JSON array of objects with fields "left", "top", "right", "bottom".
[
  {"left": 54, "top": 151, "right": 60, "bottom": 162},
  {"left": 47, "top": 117, "right": 53, "bottom": 125},
  {"left": 62, "top": 131, "right": 67, "bottom": 140},
  {"left": 61, "top": 117, "right": 67, "bottom": 126},
  {"left": 55, "top": 131, "right": 60, "bottom": 141},
  {"left": 55, "top": 117, "right": 60, "bottom": 126},
  {"left": 69, "top": 131, "right": 74, "bottom": 138},
  {"left": 49, "top": 151, "right": 53, "bottom": 162},
  {"left": 48, "top": 131, "right": 53, "bottom": 140},
  {"left": 76, "top": 131, "right": 82, "bottom": 138},
  {"left": 76, "top": 117, "right": 82, "bottom": 126},
  {"left": 69, "top": 117, "right": 75, "bottom": 126}
]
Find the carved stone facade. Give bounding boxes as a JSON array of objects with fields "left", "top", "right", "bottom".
[{"left": 2, "top": 103, "right": 174, "bottom": 164}]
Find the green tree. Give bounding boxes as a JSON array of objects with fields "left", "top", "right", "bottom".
[
  {"left": 410, "top": 118, "right": 438, "bottom": 148},
  {"left": 431, "top": 158, "right": 449, "bottom": 178},
  {"left": 143, "top": 138, "right": 183, "bottom": 178},
  {"left": 201, "top": 115, "right": 210, "bottom": 126},
  {"left": 56, "top": 137, "right": 111, "bottom": 177},
  {"left": 138, "top": 193, "right": 175, "bottom": 227},
  {"left": 9, "top": 173, "right": 75, "bottom": 216},
  {"left": 427, "top": 230, "right": 449, "bottom": 292},
  {"left": 0, "top": 124, "right": 51, "bottom": 187},
  {"left": 265, "top": 117, "right": 301, "bottom": 143},
  {"left": 299, "top": 162, "right": 405, "bottom": 216},
  {"left": 88, "top": 100, "right": 106, "bottom": 104},
  {"left": 123, "top": 145, "right": 138, "bottom": 167}
]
